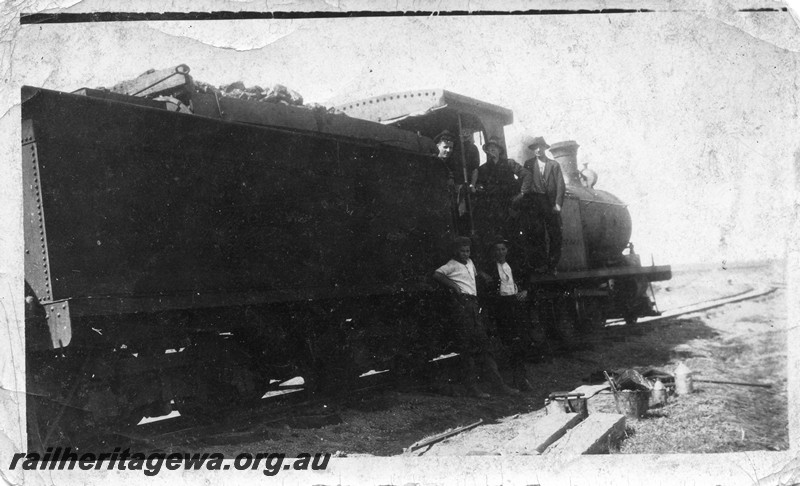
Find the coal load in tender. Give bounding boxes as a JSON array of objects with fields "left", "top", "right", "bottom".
[{"left": 195, "top": 80, "right": 306, "bottom": 106}]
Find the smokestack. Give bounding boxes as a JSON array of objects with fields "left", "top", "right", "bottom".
[{"left": 549, "top": 140, "right": 581, "bottom": 186}]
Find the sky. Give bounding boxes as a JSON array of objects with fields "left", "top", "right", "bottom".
[{"left": 5, "top": 5, "right": 800, "bottom": 266}]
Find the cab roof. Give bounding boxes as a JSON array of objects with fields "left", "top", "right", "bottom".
[{"left": 334, "top": 89, "right": 514, "bottom": 139}]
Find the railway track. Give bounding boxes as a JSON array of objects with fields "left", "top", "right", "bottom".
[
  {"left": 607, "top": 284, "right": 778, "bottom": 326},
  {"left": 89, "top": 284, "right": 780, "bottom": 453}
]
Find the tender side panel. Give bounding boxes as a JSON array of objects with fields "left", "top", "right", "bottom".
[{"left": 22, "top": 88, "right": 453, "bottom": 316}]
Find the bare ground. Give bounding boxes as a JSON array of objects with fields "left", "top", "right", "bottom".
[{"left": 164, "top": 262, "right": 788, "bottom": 457}]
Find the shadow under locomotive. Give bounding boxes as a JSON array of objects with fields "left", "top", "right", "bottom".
[{"left": 22, "top": 65, "right": 670, "bottom": 450}]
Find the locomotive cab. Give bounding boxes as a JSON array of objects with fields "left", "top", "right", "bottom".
[
  {"left": 334, "top": 89, "right": 514, "bottom": 239},
  {"left": 338, "top": 89, "right": 671, "bottom": 332}
]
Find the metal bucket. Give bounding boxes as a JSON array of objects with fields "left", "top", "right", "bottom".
[
  {"left": 545, "top": 394, "right": 588, "bottom": 419},
  {"left": 614, "top": 390, "right": 650, "bottom": 418}
]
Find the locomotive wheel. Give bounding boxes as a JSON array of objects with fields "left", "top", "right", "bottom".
[
  {"left": 175, "top": 391, "right": 237, "bottom": 419},
  {"left": 298, "top": 356, "right": 362, "bottom": 397},
  {"left": 300, "top": 327, "right": 362, "bottom": 396},
  {"left": 575, "top": 297, "right": 606, "bottom": 331},
  {"left": 385, "top": 310, "right": 431, "bottom": 378},
  {"left": 612, "top": 276, "right": 649, "bottom": 326},
  {"left": 534, "top": 297, "right": 579, "bottom": 349}
]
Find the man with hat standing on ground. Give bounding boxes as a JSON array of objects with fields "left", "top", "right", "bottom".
[{"left": 513, "top": 136, "right": 565, "bottom": 274}]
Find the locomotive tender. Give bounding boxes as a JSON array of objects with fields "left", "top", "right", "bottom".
[{"left": 23, "top": 65, "right": 670, "bottom": 444}]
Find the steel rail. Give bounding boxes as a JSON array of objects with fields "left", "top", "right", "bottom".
[{"left": 606, "top": 285, "right": 779, "bottom": 327}]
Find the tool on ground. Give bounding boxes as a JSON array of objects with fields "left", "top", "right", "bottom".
[
  {"left": 405, "top": 419, "right": 484, "bottom": 454},
  {"left": 568, "top": 383, "right": 611, "bottom": 399},
  {"left": 603, "top": 370, "right": 619, "bottom": 395},
  {"left": 694, "top": 379, "right": 772, "bottom": 389}
]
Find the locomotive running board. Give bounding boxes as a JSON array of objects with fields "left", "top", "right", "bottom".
[{"left": 529, "top": 265, "right": 672, "bottom": 285}]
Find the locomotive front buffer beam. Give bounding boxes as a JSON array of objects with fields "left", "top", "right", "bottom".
[
  {"left": 529, "top": 264, "right": 672, "bottom": 328},
  {"left": 529, "top": 264, "right": 672, "bottom": 287}
]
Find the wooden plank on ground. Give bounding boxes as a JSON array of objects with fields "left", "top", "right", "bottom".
[
  {"left": 501, "top": 412, "right": 585, "bottom": 455},
  {"left": 569, "top": 383, "right": 610, "bottom": 398},
  {"left": 545, "top": 413, "right": 626, "bottom": 457}
]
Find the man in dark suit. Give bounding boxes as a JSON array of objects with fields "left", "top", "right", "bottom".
[
  {"left": 473, "top": 136, "right": 519, "bottom": 242},
  {"left": 513, "top": 136, "right": 566, "bottom": 274}
]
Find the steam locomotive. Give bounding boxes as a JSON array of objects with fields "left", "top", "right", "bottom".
[{"left": 23, "top": 65, "right": 670, "bottom": 445}]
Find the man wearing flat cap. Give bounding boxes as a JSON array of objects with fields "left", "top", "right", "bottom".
[
  {"left": 433, "top": 130, "right": 456, "bottom": 162},
  {"left": 514, "top": 136, "right": 566, "bottom": 274}
]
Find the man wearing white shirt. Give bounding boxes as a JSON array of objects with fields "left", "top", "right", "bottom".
[
  {"left": 480, "top": 238, "right": 535, "bottom": 392},
  {"left": 433, "top": 237, "right": 519, "bottom": 397}
]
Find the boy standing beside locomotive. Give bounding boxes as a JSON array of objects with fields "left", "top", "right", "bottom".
[
  {"left": 479, "top": 237, "right": 535, "bottom": 392},
  {"left": 432, "top": 236, "right": 519, "bottom": 398}
]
